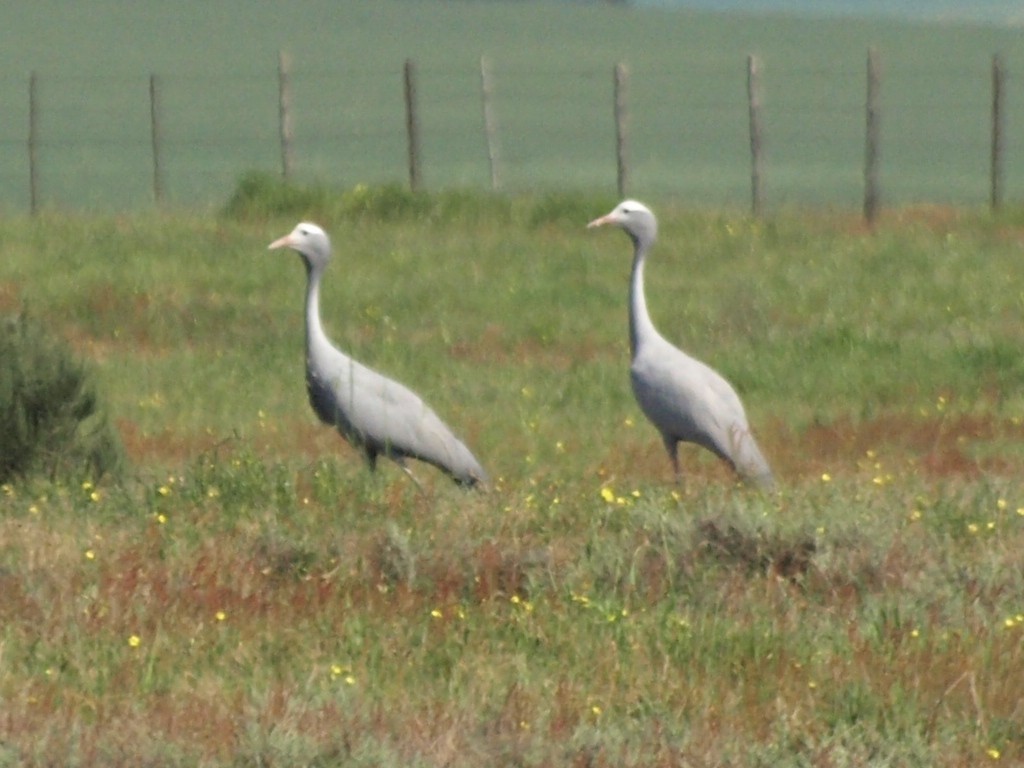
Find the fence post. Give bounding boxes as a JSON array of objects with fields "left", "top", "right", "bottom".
[
  {"left": 278, "top": 50, "right": 294, "bottom": 180},
  {"left": 480, "top": 56, "right": 501, "bottom": 191},
  {"left": 150, "top": 74, "right": 164, "bottom": 204},
  {"left": 404, "top": 59, "right": 421, "bottom": 191},
  {"left": 28, "top": 72, "right": 39, "bottom": 215},
  {"left": 990, "top": 54, "right": 1005, "bottom": 211},
  {"left": 614, "top": 63, "right": 629, "bottom": 199},
  {"left": 863, "top": 47, "right": 881, "bottom": 225},
  {"left": 747, "top": 55, "right": 764, "bottom": 217}
]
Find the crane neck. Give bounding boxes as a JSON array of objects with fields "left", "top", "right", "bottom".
[
  {"left": 303, "top": 258, "right": 330, "bottom": 355},
  {"left": 628, "top": 237, "right": 659, "bottom": 358}
]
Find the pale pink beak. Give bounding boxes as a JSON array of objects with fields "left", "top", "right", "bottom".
[
  {"left": 268, "top": 234, "right": 294, "bottom": 250},
  {"left": 587, "top": 213, "right": 616, "bottom": 229}
]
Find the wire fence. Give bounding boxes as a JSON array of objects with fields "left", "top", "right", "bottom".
[{"left": 1, "top": 52, "right": 1020, "bottom": 214}]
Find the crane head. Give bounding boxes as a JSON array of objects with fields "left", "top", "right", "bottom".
[
  {"left": 587, "top": 200, "right": 657, "bottom": 247},
  {"left": 268, "top": 222, "right": 331, "bottom": 268}
]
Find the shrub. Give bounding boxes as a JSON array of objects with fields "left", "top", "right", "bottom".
[
  {"left": 0, "top": 313, "right": 124, "bottom": 483},
  {"left": 221, "top": 170, "right": 339, "bottom": 221},
  {"left": 527, "top": 190, "right": 617, "bottom": 229},
  {"left": 221, "top": 172, "right": 515, "bottom": 226}
]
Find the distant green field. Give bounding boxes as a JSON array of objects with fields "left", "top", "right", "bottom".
[{"left": 1, "top": 0, "right": 1022, "bottom": 211}]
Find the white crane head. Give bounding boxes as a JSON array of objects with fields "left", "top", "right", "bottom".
[
  {"left": 587, "top": 199, "right": 658, "bottom": 247},
  {"left": 268, "top": 222, "right": 331, "bottom": 269}
]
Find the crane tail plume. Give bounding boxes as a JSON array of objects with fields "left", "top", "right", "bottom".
[{"left": 728, "top": 424, "right": 775, "bottom": 490}]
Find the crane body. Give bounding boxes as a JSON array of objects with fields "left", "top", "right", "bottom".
[
  {"left": 269, "top": 222, "right": 488, "bottom": 488},
  {"left": 588, "top": 200, "right": 774, "bottom": 488}
]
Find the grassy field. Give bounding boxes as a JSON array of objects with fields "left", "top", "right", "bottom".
[
  {"left": 1, "top": 188, "right": 1024, "bottom": 765},
  {"left": 2, "top": 0, "right": 1023, "bottom": 211}
]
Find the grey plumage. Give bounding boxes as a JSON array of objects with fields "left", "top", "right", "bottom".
[
  {"left": 268, "top": 222, "right": 488, "bottom": 488},
  {"left": 588, "top": 200, "right": 774, "bottom": 488}
]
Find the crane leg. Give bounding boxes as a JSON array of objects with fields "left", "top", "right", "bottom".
[
  {"left": 363, "top": 448, "right": 379, "bottom": 472},
  {"left": 392, "top": 456, "right": 425, "bottom": 494},
  {"left": 663, "top": 437, "right": 682, "bottom": 484}
]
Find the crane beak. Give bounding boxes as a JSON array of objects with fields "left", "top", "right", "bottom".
[
  {"left": 587, "top": 213, "right": 615, "bottom": 229},
  {"left": 267, "top": 234, "right": 294, "bottom": 250}
]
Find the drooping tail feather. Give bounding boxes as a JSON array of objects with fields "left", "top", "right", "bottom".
[{"left": 729, "top": 424, "right": 775, "bottom": 489}]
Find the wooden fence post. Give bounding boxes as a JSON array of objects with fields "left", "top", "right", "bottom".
[
  {"left": 480, "top": 56, "right": 501, "bottom": 191},
  {"left": 28, "top": 72, "right": 39, "bottom": 215},
  {"left": 278, "top": 50, "right": 294, "bottom": 180},
  {"left": 614, "top": 62, "right": 629, "bottom": 199},
  {"left": 990, "top": 54, "right": 1005, "bottom": 211},
  {"left": 747, "top": 55, "right": 764, "bottom": 217},
  {"left": 150, "top": 74, "right": 164, "bottom": 204},
  {"left": 404, "top": 58, "right": 421, "bottom": 191},
  {"left": 863, "top": 47, "right": 881, "bottom": 225}
]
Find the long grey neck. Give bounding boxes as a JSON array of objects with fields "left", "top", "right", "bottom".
[
  {"left": 303, "top": 259, "right": 332, "bottom": 360},
  {"left": 628, "top": 235, "right": 658, "bottom": 358}
]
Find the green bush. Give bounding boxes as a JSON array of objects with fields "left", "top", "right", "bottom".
[
  {"left": 221, "top": 172, "right": 515, "bottom": 226},
  {"left": 223, "top": 171, "right": 612, "bottom": 229},
  {"left": 221, "top": 170, "right": 340, "bottom": 221},
  {"left": 0, "top": 313, "right": 124, "bottom": 483},
  {"left": 526, "top": 190, "right": 617, "bottom": 229}
]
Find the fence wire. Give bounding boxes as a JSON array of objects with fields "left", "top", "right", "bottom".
[{"left": 0, "top": 59, "right": 1019, "bottom": 212}]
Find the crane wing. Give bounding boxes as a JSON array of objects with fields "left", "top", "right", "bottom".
[
  {"left": 631, "top": 338, "right": 772, "bottom": 486},
  {"left": 311, "top": 349, "right": 487, "bottom": 485}
]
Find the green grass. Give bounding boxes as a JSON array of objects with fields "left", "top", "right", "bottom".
[
  {"left": 1, "top": 190, "right": 1024, "bottom": 765},
  {"left": 2, "top": 0, "right": 1023, "bottom": 210}
]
